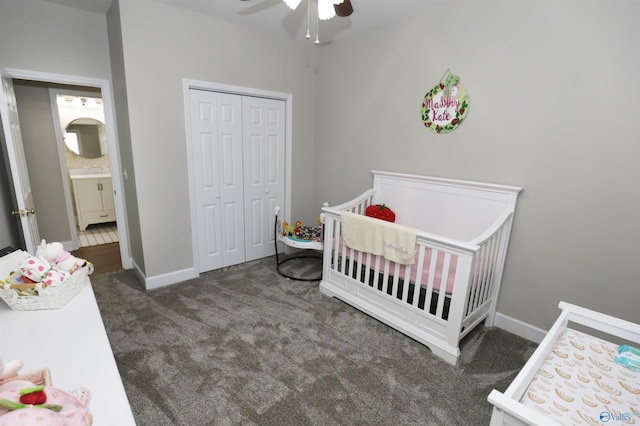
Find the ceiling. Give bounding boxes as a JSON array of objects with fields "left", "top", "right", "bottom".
[{"left": 43, "top": 0, "right": 445, "bottom": 44}]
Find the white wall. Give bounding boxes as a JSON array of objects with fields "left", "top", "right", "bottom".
[
  {"left": 107, "top": 0, "right": 144, "bottom": 272},
  {"left": 314, "top": 0, "right": 640, "bottom": 331},
  {"left": 0, "top": 0, "right": 114, "bottom": 249},
  {"left": 0, "top": 0, "right": 112, "bottom": 79},
  {"left": 116, "top": 0, "right": 318, "bottom": 279}
]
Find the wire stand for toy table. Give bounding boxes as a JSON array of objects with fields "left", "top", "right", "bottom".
[{"left": 274, "top": 215, "right": 323, "bottom": 282}]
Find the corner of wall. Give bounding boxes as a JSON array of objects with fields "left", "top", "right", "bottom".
[{"left": 494, "top": 311, "right": 547, "bottom": 344}]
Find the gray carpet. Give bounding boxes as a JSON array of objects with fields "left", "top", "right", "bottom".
[{"left": 92, "top": 256, "right": 537, "bottom": 425}]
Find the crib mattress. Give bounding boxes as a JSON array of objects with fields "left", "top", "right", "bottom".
[
  {"left": 520, "top": 328, "right": 640, "bottom": 425},
  {"left": 336, "top": 238, "right": 458, "bottom": 294}
]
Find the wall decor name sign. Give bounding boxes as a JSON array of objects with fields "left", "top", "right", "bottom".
[{"left": 421, "top": 70, "right": 469, "bottom": 134}]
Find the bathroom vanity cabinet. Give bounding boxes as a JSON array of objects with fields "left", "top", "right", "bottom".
[{"left": 71, "top": 174, "right": 116, "bottom": 230}]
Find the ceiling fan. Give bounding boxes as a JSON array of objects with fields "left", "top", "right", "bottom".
[
  {"left": 239, "top": 0, "right": 354, "bottom": 44},
  {"left": 284, "top": 0, "right": 353, "bottom": 19},
  {"left": 284, "top": 0, "right": 354, "bottom": 43}
]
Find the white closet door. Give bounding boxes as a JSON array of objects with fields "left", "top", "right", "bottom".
[
  {"left": 190, "top": 90, "right": 245, "bottom": 272},
  {"left": 242, "top": 96, "right": 285, "bottom": 262}
]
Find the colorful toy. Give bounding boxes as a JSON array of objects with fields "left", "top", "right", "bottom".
[
  {"left": 281, "top": 220, "right": 322, "bottom": 241},
  {"left": 36, "top": 240, "right": 86, "bottom": 274},
  {"left": 0, "top": 386, "right": 92, "bottom": 425}
]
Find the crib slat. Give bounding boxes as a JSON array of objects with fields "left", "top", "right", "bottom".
[
  {"left": 435, "top": 253, "right": 451, "bottom": 319},
  {"left": 333, "top": 220, "right": 342, "bottom": 273},
  {"left": 401, "top": 264, "right": 412, "bottom": 303},
  {"left": 412, "top": 245, "right": 426, "bottom": 308},
  {"left": 481, "top": 228, "right": 501, "bottom": 305},
  {"left": 470, "top": 247, "right": 486, "bottom": 312},
  {"left": 471, "top": 243, "right": 490, "bottom": 312},
  {"left": 391, "top": 262, "right": 401, "bottom": 299},
  {"left": 487, "top": 226, "right": 508, "bottom": 300},
  {"left": 347, "top": 247, "right": 356, "bottom": 277},
  {"left": 372, "top": 255, "right": 381, "bottom": 289},
  {"left": 355, "top": 250, "right": 363, "bottom": 282},
  {"left": 381, "top": 259, "right": 391, "bottom": 294},
  {"left": 424, "top": 248, "right": 438, "bottom": 311},
  {"left": 363, "top": 252, "right": 372, "bottom": 286},
  {"left": 467, "top": 256, "right": 482, "bottom": 315},
  {"left": 480, "top": 233, "right": 499, "bottom": 304}
]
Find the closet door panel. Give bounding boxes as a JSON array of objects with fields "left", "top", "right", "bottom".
[
  {"left": 201, "top": 132, "right": 222, "bottom": 263},
  {"left": 222, "top": 200, "right": 242, "bottom": 257},
  {"left": 248, "top": 198, "right": 263, "bottom": 246},
  {"left": 190, "top": 90, "right": 223, "bottom": 272},
  {"left": 217, "top": 94, "right": 245, "bottom": 267},
  {"left": 203, "top": 204, "right": 220, "bottom": 259},
  {"left": 190, "top": 90, "right": 246, "bottom": 271},
  {"left": 245, "top": 130, "right": 265, "bottom": 255},
  {"left": 243, "top": 97, "right": 285, "bottom": 262}
]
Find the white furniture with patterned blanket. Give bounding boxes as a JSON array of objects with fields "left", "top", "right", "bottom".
[
  {"left": 488, "top": 301, "right": 640, "bottom": 426},
  {"left": 319, "top": 170, "right": 522, "bottom": 365},
  {"left": 0, "top": 250, "right": 135, "bottom": 426}
]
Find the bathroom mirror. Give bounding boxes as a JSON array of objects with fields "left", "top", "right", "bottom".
[{"left": 64, "top": 118, "right": 107, "bottom": 158}]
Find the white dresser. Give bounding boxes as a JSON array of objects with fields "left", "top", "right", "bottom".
[{"left": 0, "top": 251, "right": 136, "bottom": 425}]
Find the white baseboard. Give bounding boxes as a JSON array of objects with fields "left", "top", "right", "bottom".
[
  {"left": 494, "top": 311, "right": 547, "bottom": 344},
  {"left": 144, "top": 266, "right": 198, "bottom": 290},
  {"left": 123, "top": 259, "right": 198, "bottom": 290}
]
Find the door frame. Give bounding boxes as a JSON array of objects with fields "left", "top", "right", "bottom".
[
  {"left": 2, "top": 67, "right": 131, "bottom": 269},
  {"left": 182, "top": 79, "right": 292, "bottom": 274}
]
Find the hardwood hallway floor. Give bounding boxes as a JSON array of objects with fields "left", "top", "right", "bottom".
[{"left": 72, "top": 242, "right": 122, "bottom": 275}]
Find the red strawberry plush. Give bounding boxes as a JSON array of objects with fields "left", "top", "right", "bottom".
[
  {"left": 365, "top": 204, "right": 396, "bottom": 222},
  {"left": 19, "top": 388, "right": 47, "bottom": 405}
]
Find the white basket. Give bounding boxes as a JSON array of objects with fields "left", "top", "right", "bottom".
[{"left": 0, "top": 265, "right": 92, "bottom": 310}]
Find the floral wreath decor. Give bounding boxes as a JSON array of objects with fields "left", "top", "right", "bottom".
[{"left": 421, "top": 70, "right": 469, "bottom": 134}]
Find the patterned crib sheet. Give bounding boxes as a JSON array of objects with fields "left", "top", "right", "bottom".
[{"left": 520, "top": 328, "right": 640, "bottom": 425}]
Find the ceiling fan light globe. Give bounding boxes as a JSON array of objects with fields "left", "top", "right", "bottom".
[
  {"left": 283, "top": 0, "right": 302, "bottom": 10},
  {"left": 318, "top": 0, "right": 336, "bottom": 20}
]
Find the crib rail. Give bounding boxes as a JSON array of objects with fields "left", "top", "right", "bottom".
[
  {"left": 319, "top": 192, "right": 516, "bottom": 365},
  {"left": 323, "top": 189, "right": 377, "bottom": 214},
  {"left": 462, "top": 211, "right": 514, "bottom": 335}
]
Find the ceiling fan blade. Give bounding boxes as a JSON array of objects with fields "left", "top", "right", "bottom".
[{"left": 334, "top": 0, "right": 353, "bottom": 17}]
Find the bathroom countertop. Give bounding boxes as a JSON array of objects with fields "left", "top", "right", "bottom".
[{"left": 69, "top": 168, "right": 111, "bottom": 180}]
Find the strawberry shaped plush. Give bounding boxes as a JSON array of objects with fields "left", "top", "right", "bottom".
[
  {"left": 19, "top": 387, "right": 47, "bottom": 405},
  {"left": 365, "top": 204, "right": 396, "bottom": 222}
]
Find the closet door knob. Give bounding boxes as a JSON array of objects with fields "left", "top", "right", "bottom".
[{"left": 216, "top": 194, "right": 220, "bottom": 199}]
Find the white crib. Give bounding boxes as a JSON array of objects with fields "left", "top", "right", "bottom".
[
  {"left": 319, "top": 170, "right": 522, "bottom": 365},
  {"left": 488, "top": 302, "right": 640, "bottom": 425}
]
